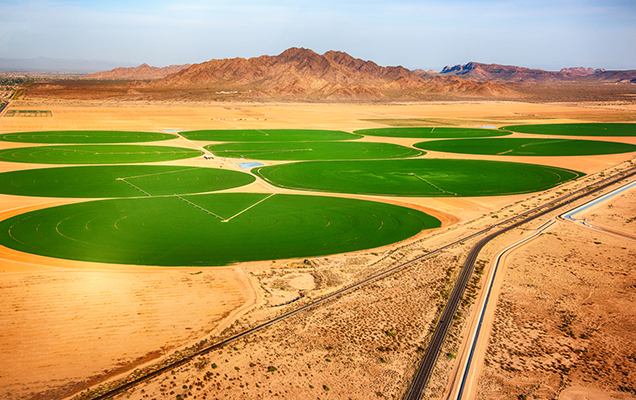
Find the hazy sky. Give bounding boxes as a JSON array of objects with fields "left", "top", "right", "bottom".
[{"left": 1, "top": 0, "right": 635, "bottom": 71}]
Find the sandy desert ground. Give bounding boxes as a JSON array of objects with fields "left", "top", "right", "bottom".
[
  {"left": 0, "top": 99, "right": 634, "bottom": 400},
  {"left": 75, "top": 162, "right": 636, "bottom": 400},
  {"left": 476, "top": 189, "right": 636, "bottom": 400}
]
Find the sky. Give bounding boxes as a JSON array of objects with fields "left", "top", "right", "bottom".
[{"left": 1, "top": 0, "right": 635, "bottom": 71}]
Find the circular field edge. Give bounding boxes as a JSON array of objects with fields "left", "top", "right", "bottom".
[
  {"left": 180, "top": 129, "right": 363, "bottom": 142},
  {"left": 0, "top": 165, "right": 256, "bottom": 198},
  {"left": 252, "top": 159, "right": 585, "bottom": 197},
  {"left": 500, "top": 123, "right": 636, "bottom": 137},
  {"left": 0, "top": 144, "right": 204, "bottom": 164},
  {"left": 0, "top": 193, "right": 441, "bottom": 266},
  {"left": 0, "top": 130, "right": 178, "bottom": 143},
  {"left": 354, "top": 127, "right": 512, "bottom": 138},
  {"left": 413, "top": 138, "right": 636, "bottom": 156},
  {"left": 204, "top": 141, "right": 425, "bottom": 161}
]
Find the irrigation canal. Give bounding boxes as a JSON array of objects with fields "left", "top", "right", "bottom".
[{"left": 404, "top": 166, "right": 636, "bottom": 400}]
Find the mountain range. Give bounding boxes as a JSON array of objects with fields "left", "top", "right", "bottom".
[
  {"left": 139, "top": 48, "right": 516, "bottom": 100},
  {"left": 84, "top": 63, "right": 191, "bottom": 80},
  {"left": 22, "top": 48, "right": 636, "bottom": 102},
  {"left": 439, "top": 62, "right": 636, "bottom": 83},
  {"left": 0, "top": 57, "right": 133, "bottom": 74}
]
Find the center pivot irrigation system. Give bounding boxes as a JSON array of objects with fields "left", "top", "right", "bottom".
[{"left": 78, "top": 164, "right": 636, "bottom": 400}]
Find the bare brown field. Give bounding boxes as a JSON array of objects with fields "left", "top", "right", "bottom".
[{"left": 0, "top": 99, "right": 635, "bottom": 400}]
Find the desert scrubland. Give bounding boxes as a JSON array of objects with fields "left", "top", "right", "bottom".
[
  {"left": 476, "top": 191, "right": 636, "bottom": 400},
  {"left": 0, "top": 98, "right": 635, "bottom": 400}
]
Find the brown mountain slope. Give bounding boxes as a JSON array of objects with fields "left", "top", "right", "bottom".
[
  {"left": 440, "top": 62, "right": 636, "bottom": 83},
  {"left": 579, "top": 69, "right": 636, "bottom": 83},
  {"left": 412, "top": 69, "right": 436, "bottom": 78},
  {"left": 148, "top": 48, "right": 517, "bottom": 100},
  {"left": 84, "top": 63, "right": 191, "bottom": 80},
  {"left": 153, "top": 48, "right": 415, "bottom": 87}
]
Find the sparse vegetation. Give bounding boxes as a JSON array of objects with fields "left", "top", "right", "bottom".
[{"left": 4, "top": 98, "right": 635, "bottom": 400}]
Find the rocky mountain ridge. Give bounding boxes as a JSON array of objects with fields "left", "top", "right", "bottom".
[
  {"left": 84, "top": 63, "right": 191, "bottom": 80},
  {"left": 144, "top": 48, "right": 515, "bottom": 100},
  {"left": 440, "top": 62, "right": 635, "bottom": 83},
  {"left": 39, "top": 48, "right": 636, "bottom": 101}
]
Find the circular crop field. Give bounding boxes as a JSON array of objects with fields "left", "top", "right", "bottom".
[
  {"left": 0, "top": 130, "right": 178, "bottom": 143},
  {"left": 181, "top": 129, "right": 362, "bottom": 142},
  {"left": 253, "top": 159, "right": 584, "bottom": 197},
  {"left": 414, "top": 138, "right": 636, "bottom": 156},
  {"left": 354, "top": 127, "right": 511, "bottom": 138},
  {"left": 0, "top": 145, "right": 203, "bottom": 164},
  {"left": 501, "top": 123, "right": 636, "bottom": 136},
  {"left": 0, "top": 165, "right": 255, "bottom": 198},
  {"left": 0, "top": 193, "right": 440, "bottom": 266},
  {"left": 205, "top": 141, "right": 424, "bottom": 161}
]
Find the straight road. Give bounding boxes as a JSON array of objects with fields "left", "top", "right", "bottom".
[
  {"left": 447, "top": 220, "right": 556, "bottom": 400},
  {"left": 404, "top": 166, "right": 636, "bottom": 400},
  {"left": 447, "top": 176, "right": 636, "bottom": 400}
]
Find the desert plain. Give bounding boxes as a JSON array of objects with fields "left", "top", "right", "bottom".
[{"left": 0, "top": 97, "right": 635, "bottom": 400}]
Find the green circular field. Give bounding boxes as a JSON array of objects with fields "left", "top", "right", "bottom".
[
  {"left": 205, "top": 141, "right": 424, "bottom": 161},
  {"left": 0, "top": 165, "right": 255, "bottom": 198},
  {"left": 354, "top": 127, "right": 511, "bottom": 138},
  {"left": 0, "top": 193, "right": 440, "bottom": 266},
  {"left": 0, "top": 145, "right": 203, "bottom": 164},
  {"left": 0, "top": 130, "right": 178, "bottom": 143},
  {"left": 501, "top": 123, "right": 636, "bottom": 136},
  {"left": 414, "top": 138, "right": 636, "bottom": 156},
  {"left": 253, "top": 159, "right": 584, "bottom": 197},
  {"left": 181, "top": 129, "right": 362, "bottom": 142}
]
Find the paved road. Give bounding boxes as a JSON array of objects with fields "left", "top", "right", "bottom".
[
  {"left": 448, "top": 176, "right": 636, "bottom": 400},
  {"left": 0, "top": 100, "right": 10, "bottom": 116},
  {"left": 404, "top": 166, "right": 636, "bottom": 400},
  {"left": 449, "top": 220, "right": 556, "bottom": 400}
]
